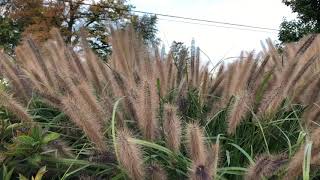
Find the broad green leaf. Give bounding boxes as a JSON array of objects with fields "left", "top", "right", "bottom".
[
  {"left": 42, "top": 132, "right": 60, "bottom": 144},
  {"left": 16, "top": 135, "right": 36, "bottom": 145},
  {"left": 19, "top": 174, "right": 28, "bottom": 180},
  {"left": 34, "top": 166, "right": 47, "bottom": 180}
]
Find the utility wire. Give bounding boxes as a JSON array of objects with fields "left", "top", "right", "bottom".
[
  {"left": 157, "top": 18, "right": 277, "bottom": 33},
  {"left": 133, "top": 10, "right": 278, "bottom": 32},
  {"left": 62, "top": 1, "right": 279, "bottom": 32}
]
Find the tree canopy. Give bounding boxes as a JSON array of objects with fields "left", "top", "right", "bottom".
[
  {"left": 279, "top": 0, "right": 320, "bottom": 43},
  {"left": 0, "top": 0, "right": 158, "bottom": 59}
]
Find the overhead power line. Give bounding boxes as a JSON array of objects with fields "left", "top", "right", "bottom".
[
  {"left": 132, "top": 11, "right": 278, "bottom": 32},
  {"left": 157, "top": 18, "right": 277, "bottom": 33},
  {"left": 65, "top": 2, "right": 279, "bottom": 32}
]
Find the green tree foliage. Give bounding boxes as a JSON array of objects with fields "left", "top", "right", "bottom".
[
  {"left": 131, "top": 14, "right": 159, "bottom": 46},
  {"left": 0, "top": 16, "right": 22, "bottom": 54},
  {"left": 279, "top": 0, "right": 320, "bottom": 43},
  {"left": 170, "top": 41, "right": 189, "bottom": 84},
  {"left": 0, "top": 0, "right": 158, "bottom": 59}
]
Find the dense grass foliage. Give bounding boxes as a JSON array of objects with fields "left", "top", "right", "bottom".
[{"left": 0, "top": 28, "right": 320, "bottom": 179}]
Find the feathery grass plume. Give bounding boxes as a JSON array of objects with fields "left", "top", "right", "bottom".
[
  {"left": 110, "top": 69, "right": 127, "bottom": 97},
  {"left": 246, "top": 59, "right": 258, "bottom": 90},
  {"left": 258, "top": 36, "right": 319, "bottom": 117},
  {"left": 116, "top": 129, "right": 144, "bottom": 180},
  {"left": 300, "top": 77, "right": 320, "bottom": 105},
  {"left": 208, "top": 73, "right": 224, "bottom": 96},
  {"left": 61, "top": 94, "right": 107, "bottom": 152},
  {"left": 166, "top": 54, "right": 174, "bottom": 92},
  {"left": 155, "top": 48, "right": 167, "bottom": 97},
  {"left": 25, "top": 38, "right": 55, "bottom": 88},
  {"left": 227, "top": 91, "right": 252, "bottom": 134},
  {"left": 177, "top": 79, "right": 189, "bottom": 114},
  {"left": 189, "top": 165, "right": 211, "bottom": 180},
  {"left": 248, "top": 54, "right": 270, "bottom": 91},
  {"left": 284, "top": 55, "right": 318, "bottom": 95},
  {"left": 41, "top": 43, "right": 60, "bottom": 91},
  {"left": 257, "top": 86, "right": 283, "bottom": 117},
  {"left": 45, "top": 140, "right": 74, "bottom": 158},
  {"left": 224, "top": 62, "right": 238, "bottom": 98},
  {"left": 293, "top": 73, "right": 319, "bottom": 103},
  {"left": 136, "top": 80, "right": 159, "bottom": 141},
  {"left": 111, "top": 70, "right": 140, "bottom": 124},
  {"left": 110, "top": 29, "right": 131, "bottom": 78},
  {"left": 257, "top": 60, "right": 289, "bottom": 115},
  {"left": 266, "top": 39, "right": 282, "bottom": 67},
  {"left": 221, "top": 62, "right": 241, "bottom": 107},
  {"left": 41, "top": 42, "right": 62, "bottom": 75},
  {"left": 120, "top": 28, "right": 136, "bottom": 74},
  {"left": 80, "top": 32, "right": 111, "bottom": 90},
  {"left": 100, "top": 89, "right": 125, "bottom": 127},
  {"left": 233, "top": 55, "right": 254, "bottom": 92},
  {"left": 163, "top": 104, "right": 181, "bottom": 153},
  {"left": 286, "top": 128, "right": 320, "bottom": 179},
  {"left": 69, "top": 47, "right": 89, "bottom": 81},
  {"left": 195, "top": 47, "right": 200, "bottom": 86},
  {"left": 186, "top": 123, "right": 206, "bottom": 163},
  {"left": 206, "top": 142, "right": 220, "bottom": 179},
  {"left": 215, "top": 63, "right": 224, "bottom": 76},
  {"left": 295, "top": 34, "right": 317, "bottom": 57},
  {"left": 93, "top": 54, "right": 114, "bottom": 91},
  {"left": 0, "top": 89, "right": 33, "bottom": 123},
  {"left": 200, "top": 67, "right": 209, "bottom": 105},
  {"left": 77, "top": 82, "right": 105, "bottom": 124},
  {"left": 0, "top": 53, "right": 30, "bottom": 102},
  {"left": 187, "top": 123, "right": 211, "bottom": 180},
  {"left": 27, "top": 38, "right": 82, "bottom": 99},
  {"left": 14, "top": 44, "right": 40, "bottom": 74},
  {"left": 148, "top": 163, "right": 167, "bottom": 180},
  {"left": 17, "top": 38, "right": 75, "bottom": 99},
  {"left": 142, "top": 53, "right": 155, "bottom": 82},
  {"left": 42, "top": 42, "right": 58, "bottom": 71},
  {"left": 16, "top": 43, "right": 51, "bottom": 88},
  {"left": 245, "top": 154, "right": 287, "bottom": 180},
  {"left": 244, "top": 55, "right": 258, "bottom": 86},
  {"left": 190, "top": 44, "right": 195, "bottom": 87},
  {"left": 302, "top": 106, "right": 320, "bottom": 129},
  {"left": 82, "top": 43, "right": 103, "bottom": 94}
]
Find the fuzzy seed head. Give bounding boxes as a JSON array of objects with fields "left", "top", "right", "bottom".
[
  {"left": 116, "top": 129, "right": 145, "bottom": 180},
  {"left": 163, "top": 104, "right": 181, "bottom": 152}
]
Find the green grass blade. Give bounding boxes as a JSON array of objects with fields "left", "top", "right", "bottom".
[
  {"left": 228, "top": 143, "right": 254, "bottom": 164},
  {"left": 128, "top": 138, "right": 174, "bottom": 156},
  {"left": 303, "top": 140, "right": 312, "bottom": 180}
]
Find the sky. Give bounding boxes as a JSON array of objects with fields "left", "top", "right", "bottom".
[{"left": 129, "top": 0, "right": 296, "bottom": 65}]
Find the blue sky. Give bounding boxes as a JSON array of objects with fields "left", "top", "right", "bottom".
[{"left": 129, "top": 0, "right": 296, "bottom": 65}]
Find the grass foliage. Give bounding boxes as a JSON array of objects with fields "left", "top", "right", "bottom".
[{"left": 0, "top": 27, "right": 320, "bottom": 179}]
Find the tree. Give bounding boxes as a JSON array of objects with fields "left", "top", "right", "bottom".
[
  {"left": 131, "top": 14, "right": 159, "bottom": 46},
  {"left": 170, "top": 41, "right": 189, "bottom": 84},
  {"left": 0, "top": 0, "right": 158, "bottom": 59},
  {"left": 278, "top": 0, "right": 320, "bottom": 43},
  {"left": 0, "top": 16, "right": 22, "bottom": 54}
]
